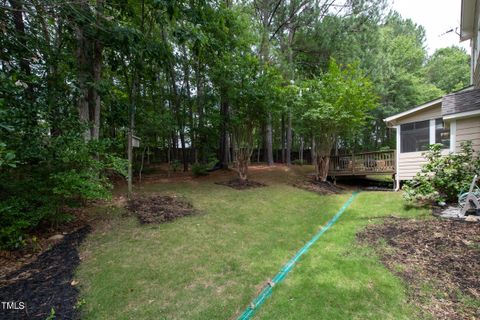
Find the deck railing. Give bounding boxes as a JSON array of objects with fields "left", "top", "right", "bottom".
[{"left": 328, "top": 150, "right": 396, "bottom": 176}]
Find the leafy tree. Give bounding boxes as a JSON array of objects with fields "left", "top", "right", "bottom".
[
  {"left": 297, "top": 60, "right": 377, "bottom": 181},
  {"left": 1, "top": 0, "right": 473, "bottom": 249},
  {"left": 228, "top": 55, "right": 283, "bottom": 181},
  {"left": 424, "top": 46, "right": 471, "bottom": 93}
]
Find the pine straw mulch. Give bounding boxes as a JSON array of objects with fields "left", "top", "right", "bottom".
[
  {"left": 215, "top": 179, "right": 266, "bottom": 190},
  {"left": 293, "top": 179, "right": 344, "bottom": 195},
  {"left": 127, "top": 195, "right": 199, "bottom": 224},
  {"left": 357, "top": 217, "right": 480, "bottom": 319}
]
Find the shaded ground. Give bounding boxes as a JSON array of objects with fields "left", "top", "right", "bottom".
[
  {"left": 127, "top": 195, "right": 198, "bottom": 224},
  {"left": 358, "top": 217, "right": 480, "bottom": 319},
  {"left": 215, "top": 178, "right": 266, "bottom": 190},
  {"left": 0, "top": 207, "right": 92, "bottom": 282},
  {"left": 293, "top": 179, "right": 344, "bottom": 195},
  {"left": 336, "top": 175, "right": 394, "bottom": 191},
  {"left": 0, "top": 226, "right": 91, "bottom": 320}
]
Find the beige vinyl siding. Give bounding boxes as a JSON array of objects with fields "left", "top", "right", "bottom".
[
  {"left": 396, "top": 104, "right": 442, "bottom": 180},
  {"left": 395, "top": 103, "right": 442, "bottom": 125},
  {"left": 455, "top": 116, "right": 480, "bottom": 152},
  {"left": 398, "top": 151, "right": 428, "bottom": 180},
  {"left": 398, "top": 149, "right": 451, "bottom": 180}
]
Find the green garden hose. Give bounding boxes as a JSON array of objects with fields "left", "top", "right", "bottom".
[{"left": 237, "top": 191, "right": 359, "bottom": 320}]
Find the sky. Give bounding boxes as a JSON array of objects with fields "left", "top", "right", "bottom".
[{"left": 391, "top": 0, "right": 471, "bottom": 55}]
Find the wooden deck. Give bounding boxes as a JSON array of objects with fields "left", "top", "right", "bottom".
[{"left": 328, "top": 150, "right": 396, "bottom": 177}]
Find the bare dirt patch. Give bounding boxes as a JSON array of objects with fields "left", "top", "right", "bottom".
[
  {"left": 215, "top": 179, "right": 266, "bottom": 190},
  {"left": 0, "top": 226, "right": 91, "bottom": 320},
  {"left": 127, "top": 195, "right": 198, "bottom": 224},
  {"left": 293, "top": 179, "right": 344, "bottom": 195},
  {"left": 358, "top": 217, "right": 480, "bottom": 319}
]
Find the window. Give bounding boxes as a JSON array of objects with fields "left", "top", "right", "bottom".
[
  {"left": 400, "top": 120, "right": 430, "bottom": 153},
  {"left": 435, "top": 118, "right": 450, "bottom": 149}
]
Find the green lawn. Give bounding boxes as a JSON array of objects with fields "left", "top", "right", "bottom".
[{"left": 76, "top": 167, "right": 429, "bottom": 319}]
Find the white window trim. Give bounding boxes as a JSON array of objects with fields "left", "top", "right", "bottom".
[
  {"left": 429, "top": 119, "right": 436, "bottom": 145},
  {"left": 450, "top": 120, "right": 457, "bottom": 153}
]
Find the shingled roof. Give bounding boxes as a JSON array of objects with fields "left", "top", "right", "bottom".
[{"left": 442, "top": 88, "right": 480, "bottom": 116}]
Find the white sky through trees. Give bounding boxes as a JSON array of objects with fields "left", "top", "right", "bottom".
[{"left": 391, "top": 0, "right": 470, "bottom": 55}]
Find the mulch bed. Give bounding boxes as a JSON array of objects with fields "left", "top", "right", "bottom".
[
  {"left": 0, "top": 226, "right": 91, "bottom": 320},
  {"left": 215, "top": 179, "right": 266, "bottom": 190},
  {"left": 0, "top": 208, "right": 91, "bottom": 280},
  {"left": 358, "top": 217, "right": 480, "bottom": 319},
  {"left": 293, "top": 179, "right": 344, "bottom": 195},
  {"left": 127, "top": 195, "right": 198, "bottom": 224}
]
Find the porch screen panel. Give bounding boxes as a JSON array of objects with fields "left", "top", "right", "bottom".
[
  {"left": 435, "top": 118, "right": 450, "bottom": 149},
  {"left": 400, "top": 120, "right": 430, "bottom": 153}
]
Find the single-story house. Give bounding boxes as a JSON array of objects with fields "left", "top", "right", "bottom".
[
  {"left": 384, "top": 0, "right": 480, "bottom": 190},
  {"left": 384, "top": 87, "right": 480, "bottom": 189}
]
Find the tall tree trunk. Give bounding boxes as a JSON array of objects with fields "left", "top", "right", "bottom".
[
  {"left": 281, "top": 113, "right": 285, "bottom": 163},
  {"left": 35, "top": 1, "right": 63, "bottom": 137},
  {"left": 299, "top": 136, "right": 304, "bottom": 164},
  {"left": 285, "top": 26, "right": 295, "bottom": 166},
  {"left": 75, "top": 25, "right": 91, "bottom": 141},
  {"left": 286, "top": 112, "right": 292, "bottom": 165},
  {"left": 90, "top": 0, "right": 103, "bottom": 140},
  {"left": 179, "top": 130, "right": 187, "bottom": 171},
  {"left": 183, "top": 51, "right": 195, "bottom": 165},
  {"left": 167, "top": 61, "right": 187, "bottom": 171},
  {"left": 9, "top": 0, "right": 38, "bottom": 142},
  {"left": 127, "top": 0, "right": 145, "bottom": 197},
  {"left": 258, "top": 15, "right": 274, "bottom": 166},
  {"left": 311, "top": 136, "right": 316, "bottom": 165},
  {"left": 266, "top": 113, "right": 274, "bottom": 165},
  {"left": 257, "top": 139, "right": 261, "bottom": 163},
  {"left": 196, "top": 60, "right": 206, "bottom": 163},
  {"left": 219, "top": 91, "right": 229, "bottom": 168},
  {"left": 74, "top": 0, "right": 91, "bottom": 141},
  {"left": 9, "top": 0, "right": 31, "bottom": 78}
]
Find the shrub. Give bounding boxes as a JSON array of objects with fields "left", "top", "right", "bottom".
[
  {"left": 191, "top": 163, "right": 209, "bottom": 177},
  {"left": 0, "top": 137, "right": 127, "bottom": 250},
  {"left": 292, "top": 159, "right": 305, "bottom": 165},
  {"left": 170, "top": 160, "right": 181, "bottom": 172},
  {"left": 207, "top": 155, "right": 219, "bottom": 169},
  {"left": 403, "top": 142, "right": 480, "bottom": 204}
]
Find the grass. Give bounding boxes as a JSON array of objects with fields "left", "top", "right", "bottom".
[
  {"left": 76, "top": 166, "right": 429, "bottom": 319},
  {"left": 256, "top": 192, "right": 429, "bottom": 319}
]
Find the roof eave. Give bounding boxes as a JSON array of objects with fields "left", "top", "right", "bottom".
[
  {"left": 460, "top": 0, "right": 476, "bottom": 42},
  {"left": 383, "top": 98, "right": 443, "bottom": 127}
]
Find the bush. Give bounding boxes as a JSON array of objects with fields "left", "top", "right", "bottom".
[
  {"left": 0, "top": 137, "right": 127, "bottom": 250},
  {"left": 191, "top": 163, "right": 209, "bottom": 177},
  {"left": 170, "top": 160, "right": 181, "bottom": 172},
  {"left": 292, "top": 159, "right": 305, "bottom": 165},
  {"left": 403, "top": 142, "right": 480, "bottom": 204}
]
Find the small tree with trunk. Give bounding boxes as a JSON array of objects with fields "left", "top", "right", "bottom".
[
  {"left": 298, "top": 60, "right": 377, "bottom": 181},
  {"left": 228, "top": 56, "right": 282, "bottom": 182}
]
